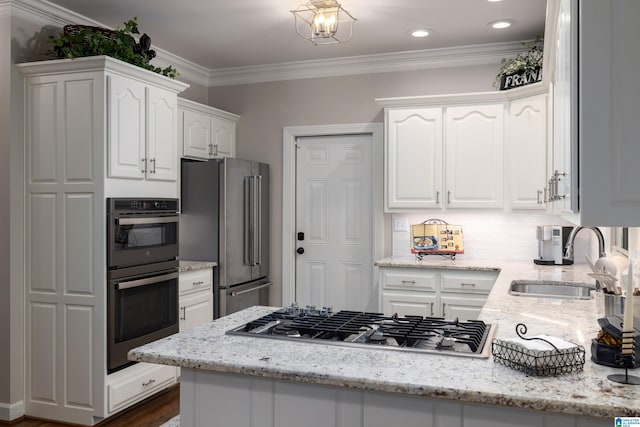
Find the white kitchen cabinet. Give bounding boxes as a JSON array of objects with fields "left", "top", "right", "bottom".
[
  {"left": 385, "top": 107, "right": 443, "bottom": 209},
  {"left": 379, "top": 86, "right": 548, "bottom": 212},
  {"left": 180, "top": 291, "right": 213, "bottom": 331},
  {"left": 179, "top": 268, "right": 213, "bottom": 331},
  {"left": 507, "top": 94, "right": 548, "bottom": 209},
  {"left": 108, "top": 74, "right": 179, "bottom": 182},
  {"left": 179, "top": 98, "right": 239, "bottom": 160},
  {"left": 18, "top": 56, "right": 188, "bottom": 425},
  {"left": 378, "top": 267, "right": 498, "bottom": 319},
  {"left": 439, "top": 294, "right": 486, "bottom": 321},
  {"left": 381, "top": 291, "right": 437, "bottom": 318},
  {"left": 384, "top": 103, "right": 504, "bottom": 211},
  {"left": 546, "top": 0, "right": 640, "bottom": 225},
  {"left": 445, "top": 104, "right": 504, "bottom": 208},
  {"left": 107, "top": 362, "right": 177, "bottom": 414}
]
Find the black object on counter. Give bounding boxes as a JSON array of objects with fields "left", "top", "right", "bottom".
[{"left": 591, "top": 315, "right": 640, "bottom": 368}]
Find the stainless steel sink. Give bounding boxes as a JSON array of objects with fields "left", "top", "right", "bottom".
[{"left": 509, "top": 280, "right": 595, "bottom": 299}]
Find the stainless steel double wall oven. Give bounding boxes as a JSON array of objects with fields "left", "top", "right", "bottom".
[{"left": 106, "top": 198, "right": 179, "bottom": 373}]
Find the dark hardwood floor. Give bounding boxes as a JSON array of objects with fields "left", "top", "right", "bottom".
[{"left": 4, "top": 385, "right": 179, "bottom": 427}]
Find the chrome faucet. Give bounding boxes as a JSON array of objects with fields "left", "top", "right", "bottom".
[{"left": 563, "top": 226, "right": 606, "bottom": 264}]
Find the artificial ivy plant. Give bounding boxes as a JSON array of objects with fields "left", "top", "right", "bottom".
[{"left": 48, "top": 17, "right": 178, "bottom": 79}]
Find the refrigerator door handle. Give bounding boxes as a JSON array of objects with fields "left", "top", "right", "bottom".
[
  {"left": 255, "top": 175, "right": 262, "bottom": 266},
  {"left": 244, "top": 176, "right": 252, "bottom": 266}
]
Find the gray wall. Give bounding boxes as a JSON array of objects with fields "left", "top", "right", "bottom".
[{"left": 208, "top": 65, "right": 499, "bottom": 304}]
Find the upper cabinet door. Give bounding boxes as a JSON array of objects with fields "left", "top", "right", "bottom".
[
  {"left": 508, "top": 94, "right": 548, "bottom": 209},
  {"left": 108, "top": 74, "right": 146, "bottom": 180},
  {"left": 385, "top": 107, "right": 443, "bottom": 210},
  {"left": 445, "top": 104, "right": 504, "bottom": 208},
  {"left": 147, "top": 86, "right": 178, "bottom": 181},
  {"left": 211, "top": 116, "right": 236, "bottom": 158},
  {"left": 183, "top": 109, "right": 213, "bottom": 159}
]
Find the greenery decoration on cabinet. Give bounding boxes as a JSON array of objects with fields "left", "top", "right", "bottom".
[
  {"left": 496, "top": 36, "right": 543, "bottom": 90},
  {"left": 48, "top": 17, "right": 178, "bottom": 78}
]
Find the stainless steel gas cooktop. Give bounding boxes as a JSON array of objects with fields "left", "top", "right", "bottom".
[{"left": 227, "top": 305, "right": 497, "bottom": 358}]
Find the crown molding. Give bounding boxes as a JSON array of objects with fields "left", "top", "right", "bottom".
[
  {"left": 375, "top": 82, "right": 546, "bottom": 108},
  {"left": 207, "top": 41, "right": 525, "bottom": 87}
]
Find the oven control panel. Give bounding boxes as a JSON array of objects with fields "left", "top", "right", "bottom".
[{"left": 108, "top": 198, "right": 179, "bottom": 213}]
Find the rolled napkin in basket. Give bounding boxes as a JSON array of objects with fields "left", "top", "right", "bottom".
[{"left": 502, "top": 335, "right": 578, "bottom": 354}]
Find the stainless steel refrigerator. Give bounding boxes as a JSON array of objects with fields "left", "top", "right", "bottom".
[{"left": 180, "top": 158, "right": 270, "bottom": 318}]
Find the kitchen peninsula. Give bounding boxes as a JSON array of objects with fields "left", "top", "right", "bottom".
[{"left": 129, "top": 260, "right": 638, "bottom": 427}]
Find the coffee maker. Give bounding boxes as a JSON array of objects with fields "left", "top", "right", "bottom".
[{"left": 534, "top": 225, "right": 574, "bottom": 265}]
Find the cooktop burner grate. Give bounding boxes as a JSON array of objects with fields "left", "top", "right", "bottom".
[{"left": 227, "top": 306, "right": 497, "bottom": 358}]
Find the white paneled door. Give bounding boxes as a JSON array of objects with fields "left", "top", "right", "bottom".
[{"left": 295, "top": 134, "right": 374, "bottom": 311}]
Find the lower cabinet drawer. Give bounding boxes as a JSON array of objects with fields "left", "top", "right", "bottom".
[
  {"left": 108, "top": 363, "right": 177, "bottom": 413},
  {"left": 179, "top": 268, "right": 213, "bottom": 295},
  {"left": 440, "top": 271, "right": 498, "bottom": 294},
  {"left": 380, "top": 268, "right": 438, "bottom": 291}
]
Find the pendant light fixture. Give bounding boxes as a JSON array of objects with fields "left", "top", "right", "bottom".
[{"left": 291, "top": 0, "right": 357, "bottom": 46}]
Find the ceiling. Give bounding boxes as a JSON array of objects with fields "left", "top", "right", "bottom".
[{"left": 48, "top": 0, "right": 547, "bottom": 71}]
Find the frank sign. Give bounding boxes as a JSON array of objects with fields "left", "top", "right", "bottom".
[{"left": 500, "top": 67, "right": 542, "bottom": 90}]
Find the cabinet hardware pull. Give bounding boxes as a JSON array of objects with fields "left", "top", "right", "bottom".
[
  {"left": 193, "top": 280, "right": 205, "bottom": 286},
  {"left": 141, "top": 157, "right": 146, "bottom": 174},
  {"left": 180, "top": 306, "right": 186, "bottom": 320},
  {"left": 447, "top": 191, "right": 451, "bottom": 204},
  {"left": 214, "top": 144, "right": 218, "bottom": 156},
  {"left": 536, "top": 190, "right": 542, "bottom": 204},
  {"left": 461, "top": 283, "right": 476, "bottom": 287},
  {"left": 442, "top": 303, "right": 446, "bottom": 317},
  {"left": 436, "top": 191, "right": 440, "bottom": 204},
  {"left": 401, "top": 280, "right": 416, "bottom": 284},
  {"left": 208, "top": 143, "right": 213, "bottom": 156},
  {"left": 543, "top": 187, "right": 548, "bottom": 204},
  {"left": 150, "top": 158, "right": 156, "bottom": 174},
  {"left": 142, "top": 379, "right": 156, "bottom": 387},
  {"left": 430, "top": 302, "right": 434, "bottom": 316}
]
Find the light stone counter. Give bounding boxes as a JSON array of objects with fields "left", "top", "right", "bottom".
[
  {"left": 178, "top": 260, "right": 217, "bottom": 272},
  {"left": 130, "top": 258, "right": 640, "bottom": 419}
]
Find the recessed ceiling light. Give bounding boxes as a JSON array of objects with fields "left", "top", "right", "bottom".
[
  {"left": 409, "top": 28, "right": 432, "bottom": 38},
  {"left": 487, "top": 0, "right": 502, "bottom": 2},
  {"left": 489, "top": 19, "right": 516, "bottom": 29}
]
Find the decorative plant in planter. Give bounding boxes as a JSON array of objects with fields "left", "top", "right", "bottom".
[
  {"left": 495, "top": 36, "right": 543, "bottom": 90},
  {"left": 48, "top": 17, "right": 178, "bottom": 79}
]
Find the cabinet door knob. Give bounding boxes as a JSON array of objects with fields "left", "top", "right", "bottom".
[{"left": 296, "top": 247, "right": 305, "bottom": 254}]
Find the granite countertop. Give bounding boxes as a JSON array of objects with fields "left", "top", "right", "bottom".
[
  {"left": 178, "top": 260, "right": 217, "bottom": 272},
  {"left": 130, "top": 258, "right": 640, "bottom": 418}
]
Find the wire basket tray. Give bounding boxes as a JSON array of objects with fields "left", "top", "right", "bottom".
[{"left": 491, "top": 324, "right": 585, "bottom": 376}]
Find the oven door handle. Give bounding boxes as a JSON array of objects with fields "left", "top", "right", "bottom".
[
  {"left": 116, "top": 272, "right": 179, "bottom": 290},
  {"left": 230, "top": 282, "right": 272, "bottom": 297},
  {"left": 117, "top": 216, "right": 179, "bottom": 226}
]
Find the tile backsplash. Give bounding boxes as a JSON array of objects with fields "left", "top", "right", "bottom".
[{"left": 391, "top": 211, "right": 611, "bottom": 264}]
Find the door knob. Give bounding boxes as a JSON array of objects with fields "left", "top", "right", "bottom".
[{"left": 296, "top": 247, "right": 305, "bottom": 254}]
